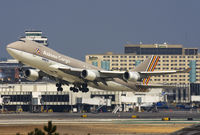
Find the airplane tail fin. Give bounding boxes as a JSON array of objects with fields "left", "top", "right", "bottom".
[
  {"left": 133, "top": 55, "right": 160, "bottom": 72},
  {"left": 133, "top": 55, "right": 160, "bottom": 85}
]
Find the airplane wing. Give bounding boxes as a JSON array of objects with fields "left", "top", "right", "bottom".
[
  {"left": 139, "top": 68, "right": 191, "bottom": 77},
  {"left": 100, "top": 68, "right": 191, "bottom": 78},
  {"left": 49, "top": 64, "right": 83, "bottom": 76},
  {"left": 136, "top": 83, "right": 177, "bottom": 89},
  {"left": 58, "top": 66, "right": 125, "bottom": 80},
  {"left": 50, "top": 63, "right": 191, "bottom": 82},
  {"left": 99, "top": 70, "right": 124, "bottom": 78}
]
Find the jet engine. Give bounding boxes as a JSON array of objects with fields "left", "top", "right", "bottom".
[
  {"left": 24, "top": 69, "right": 40, "bottom": 81},
  {"left": 81, "top": 70, "right": 100, "bottom": 81},
  {"left": 123, "top": 71, "right": 140, "bottom": 82}
]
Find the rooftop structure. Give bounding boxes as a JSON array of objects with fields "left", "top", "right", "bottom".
[
  {"left": 20, "top": 30, "right": 48, "bottom": 46},
  {"left": 124, "top": 43, "right": 198, "bottom": 55}
]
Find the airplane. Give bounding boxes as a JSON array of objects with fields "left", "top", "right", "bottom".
[{"left": 6, "top": 39, "right": 191, "bottom": 93}]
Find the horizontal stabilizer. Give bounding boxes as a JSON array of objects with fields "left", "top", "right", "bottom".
[
  {"left": 140, "top": 68, "right": 191, "bottom": 77},
  {"left": 136, "top": 83, "right": 177, "bottom": 89}
]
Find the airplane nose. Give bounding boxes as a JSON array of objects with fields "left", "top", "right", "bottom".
[
  {"left": 6, "top": 40, "right": 25, "bottom": 59},
  {"left": 7, "top": 42, "right": 17, "bottom": 55},
  {"left": 7, "top": 43, "right": 14, "bottom": 49},
  {"left": 6, "top": 40, "right": 26, "bottom": 52},
  {"left": 7, "top": 41, "right": 19, "bottom": 49},
  {"left": 7, "top": 43, "right": 17, "bottom": 57}
]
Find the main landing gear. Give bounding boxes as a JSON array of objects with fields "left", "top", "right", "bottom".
[
  {"left": 70, "top": 83, "right": 89, "bottom": 93},
  {"left": 56, "top": 83, "right": 63, "bottom": 92},
  {"left": 56, "top": 82, "right": 89, "bottom": 93}
]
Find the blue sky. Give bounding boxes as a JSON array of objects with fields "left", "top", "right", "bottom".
[{"left": 0, "top": 0, "right": 200, "bottom": 60}]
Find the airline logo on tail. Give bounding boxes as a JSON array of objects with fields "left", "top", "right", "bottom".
[{"left": 143, "top": 56, "right": 160, "bottom": 85}]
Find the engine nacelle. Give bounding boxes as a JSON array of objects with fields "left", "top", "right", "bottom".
[
  {"left": 123, "top": 71, "right": 140, "bottom": 82},
  {"left": 24, "top": 69, "right": 40, "bottom": 81},
  {"left": 81, "top": 70, "right": 100, "bottom": 81}
]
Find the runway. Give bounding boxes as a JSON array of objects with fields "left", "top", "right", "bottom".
[
  {"left": 0, "top": 111, "right": 199, "bottom": 125},
  {"left": 0, "top": 111, "right": 200, "bottom": 118},
  {"left": 0, "top": 119, "right": 199, "bottom": 125},
  {"left": 0, "top": 112, "right": 198, "bottom": 135}
]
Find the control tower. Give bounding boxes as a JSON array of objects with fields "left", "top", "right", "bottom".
[{"left": 20, "top": 30, "right": 48, "bottom": 46}]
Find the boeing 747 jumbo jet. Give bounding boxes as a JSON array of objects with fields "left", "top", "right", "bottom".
[{"left": 7, "top": 40, "right": 190, "bottom": 93}]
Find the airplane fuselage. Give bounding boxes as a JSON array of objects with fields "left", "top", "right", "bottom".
[{"left": 7, "top": 40, "right": 139, "bottom": 92}]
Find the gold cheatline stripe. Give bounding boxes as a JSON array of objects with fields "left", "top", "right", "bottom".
[
  {"left": 146, "top": 56, "right": 160, "bottom": 85},
  {"left": 144, "top": 56, "right": 157, "bottom": 84},
  {"left": 146, "top": 57, "right": 159, "bottom": 84},
  {"left": 143, "top": 56, "right": 156, "bottom": 84},
  {"left": 149, "top": 56, "right": 158, "bottom": 71},
  {"left": 151, "top": 56, "right": 160, "bottom": 71},
  {"left": 147, "top": 56, "right": 156, "bottom": 71},
  {"left": 145, "top": 76, "right": 151, "bottom": 85},
  {"left": 143, "top": 78, "right": 146, "bottom": 84}
]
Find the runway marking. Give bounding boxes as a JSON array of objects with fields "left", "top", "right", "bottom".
[{"left": 0, "top": 119, "right": 199, "bottom": 125}]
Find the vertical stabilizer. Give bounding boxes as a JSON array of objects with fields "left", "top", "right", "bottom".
[
  {"left": 133, "top": 55, "right": 159, "bottom": 72},
  {"left": 133, "top": 55, "right": 160, "bottom": 85}
]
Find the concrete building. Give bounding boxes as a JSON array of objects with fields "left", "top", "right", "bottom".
[
  {"left": 0, "top": 59, "right": 20, "bottom": 83},
  {"left": 0, "top": 59, "right": 35, "bottom": 83},
  {"left": 86, "top": 43, "right": 200, "bottom": 85},
  {"left": 20, "top": 30, "right": 48, "bottom": 46},
  {"left": 0, "top": 83, "right": 165, "bottom": 112}
]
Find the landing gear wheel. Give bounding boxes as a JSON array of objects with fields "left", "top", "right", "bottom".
[
  {"left": 85, "top": 88, "right": 89, "bottom": 92},
  {"left": 73, "top": 88, "right": 79, "bottom": 93},
  {"left": 56, "top": 82, "right": 63, "bottom": 92},
  {"left": 70, "top": 83, "right": 89, "bottom": 93},
  {"left": 57, "top": 87, "right": 63, "bottom": 92},
  {"left": 70, "top": 87, "right": 79, "bottom": 93},
  {"left": 56, "top": 83, "right": 61, "bottom": 87},
  {"left": 81, "top": 83, "right": 89, "bottom": 93}
]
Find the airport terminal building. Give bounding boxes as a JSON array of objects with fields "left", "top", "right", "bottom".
[{"left": 0, "top": 83, "right": 164, "bottom": 112}]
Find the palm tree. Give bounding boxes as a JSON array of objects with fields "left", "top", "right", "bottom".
[
  {"left": 43, "top": 121, "right": 59, "bottom": 135},
  {"left": 28, "top": 128, "right": 45, "bottom": 135}
]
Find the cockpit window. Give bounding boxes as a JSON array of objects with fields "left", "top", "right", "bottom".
[{"left": 18, "top": 39, "right": 25, "bottom": 42}]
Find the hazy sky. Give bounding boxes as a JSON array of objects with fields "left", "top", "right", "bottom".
[{"left": 0, "top": 0, "right": 200, "bottom": 60}]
